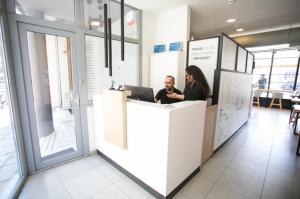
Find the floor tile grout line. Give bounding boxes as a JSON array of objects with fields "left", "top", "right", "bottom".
[
  {"left": 53, "top": 156, "right": 98, "bottom": 183},
  {"left": 203, "top": 126, "right": 249, "bottom": 199},
  {"left": 258, "top": 108, "right": 281, "bottom": 199},
  {"left": 19, "top": 181, "right": 66, "bottom": 198},
  {"left": 202, "top": 159, "right": 230, "bottom": 198},
  {"left": 203, "top": 111, "right": 276, "bottom": 199},
  {"left": 59, "top": 181, "right": 74, "bottom": 199},
  {"left": 57, "top": 156, "right": 125, "bottom": 199},
  {"left": 205, "top": 108, "right": 294, "bottom": 199},
  {"left": 85, "top": 183, "right": 114, "bottom": 199},
  {"left": 113, "top": 181, "right": 135, "bottom": 199},
  {"left": 94, "top": 161, "right": 126, "bottom": 185},
  {"left": 18, "top": 108, "right": 298, "bottom": 199},
  {"left": 57, "top": 159, "right": 114, "bottom": 199}
]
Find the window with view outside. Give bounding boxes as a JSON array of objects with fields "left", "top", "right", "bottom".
[
  {"left": 269, "top": 50, "right": 299, "bottom": 92},
  {"left": 296, "top": 52, "right": 300, "bottom": 91},
  {"left": 252, "top": 52, "right": 273, "bottom": 95},
  {"left": 0, "top": 25, "right": 21, "bottom": 197}
]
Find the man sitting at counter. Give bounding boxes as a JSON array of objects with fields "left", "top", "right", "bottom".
[
  {"left": 155, "top": 75, "right": 182, "bottom": 104},
  {"left": 167, "top": 65, "right": 210, "bottom": 101}
]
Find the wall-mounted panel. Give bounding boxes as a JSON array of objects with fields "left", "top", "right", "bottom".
[
  {"left": 237, "top": 46, "right": 247, "bottom": 72},
  {"left": 188, "top": 37, "right": 219, "bottom": 94},
  {"left": 221, "top": 36, "right": 237, "bottom": 71},
  {"left": 246, "top": 53, "right": 254, "bottom": 74},
  {"left": 214, "top": 71, "right": 252, "bottom": 150},
  {"left": 103, "top": 90, "right": 131, "bottom": 149}
]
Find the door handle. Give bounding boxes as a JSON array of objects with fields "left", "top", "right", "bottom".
[{"left": 73, "top": 95, "right": 80, "bottom": 108}]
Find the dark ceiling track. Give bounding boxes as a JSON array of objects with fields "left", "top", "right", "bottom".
[
  {"left": 121, "top": 0, "right": 125, "bottom": 61},
  {"left": 104, "top": 3, "right": 108, "bottom": 68},
  {"left": 104, "top": 0, "right": 124, "bottom": 77},
  {"left": 108, "top": 17, "right": 113, "bottom": 76}
]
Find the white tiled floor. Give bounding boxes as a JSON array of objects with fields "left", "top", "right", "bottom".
[{"left": 17, "top": 107, "right": 300, "bottom": 199}]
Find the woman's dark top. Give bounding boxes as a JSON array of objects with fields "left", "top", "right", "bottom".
[{"left": 183, "top": 83, "right": 207, "bottom": 101}]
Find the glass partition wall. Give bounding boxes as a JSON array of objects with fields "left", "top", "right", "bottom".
[
  {"left": 5, "top": 0, "right": 140, "bottom": 197},
  {"left": 8, "top": 0, "right": 140, "bottom": 185},
  {"left": 252, "top": 51, "right": 273, "bottom": 98},
  {"left": 15, "top": 0, "right": 75, "bottom": 24},
  {"left": 270, "top": 50, "right": 299, "bottom": 91},
  {"left": 0, "top": 14, "right": 25, "bottom": 199},
  {"left": 84, "top": 0, "right": 138, "bottom": 39},
  {"left": 251, "top": 48, "right": 300, "bottom": 107}
]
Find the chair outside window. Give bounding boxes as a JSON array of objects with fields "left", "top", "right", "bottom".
[
  {"left": 253, "top": 90, "right": 262, "bottom": 107},
  {"left": 269, "top": 92, "right": 283, "bottom": 109}
]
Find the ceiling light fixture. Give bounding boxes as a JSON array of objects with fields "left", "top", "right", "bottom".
[
  {"left": 90, "top": 20, "right": 101, "bottom": 27},
  {"left": 247, "top": 44, "right": 290, "bottom": 52},
  {"left": 227, "top": 18, "right": 236, "bottom": 23},
  {"left": 236, "top": 28, "right": 244, "bottom": 32},
  {"left": 228, "top": 0, "right": 236, "bottom": 5}
]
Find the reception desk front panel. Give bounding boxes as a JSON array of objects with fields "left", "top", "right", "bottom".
[{"left": 94, "top": 94, "right": 206, "bottom": 198}]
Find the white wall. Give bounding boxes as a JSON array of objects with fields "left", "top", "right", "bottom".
[
  {"left": 155, "top": 4, "right": 190, "bottom": 44},
  {"left": 155, "top": 4, "right": 190, "bottom": 85},
  {"left": 150, "top": 52, "right": 185, "bottom": 94},
  {"left": 141, "top": 5, "right": 190, "bottom": 87},
  {"left": 93, "top": 95, "right": 205, "bottom": 196},
  {"left": 88, "top": 5, "right": 191, "bottom": 153}
]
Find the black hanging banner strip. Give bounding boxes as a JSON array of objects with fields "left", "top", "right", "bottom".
[
  {"left": 104, "top": 3, "right": 108, "bottom": 68},
  {"left": 108, "top": 18, "right": 113, "bottom": 76},
  {"left": 121, "top": 0, "right": 125, "bottom": 61}
]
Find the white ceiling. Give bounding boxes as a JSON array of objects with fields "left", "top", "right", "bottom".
[
  {"left": 16, "top": 0, "right": 300, "bottom": 38},
  {"left": 125, "top": 0, "right": 300, "bottom": 38},
  {"left": 17, "top": 0, "right": 135, "bottom": 24}
]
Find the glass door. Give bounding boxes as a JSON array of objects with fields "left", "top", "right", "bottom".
[
  {"left": 0, "top": 21, "right": 23, "bottom": 198},
  {"left": 18, "top": 23, "right": 83, "bottom": 170}
]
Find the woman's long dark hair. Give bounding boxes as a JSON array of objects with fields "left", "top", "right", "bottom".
[{"left": 185, "top": 65, "right": 211, "bottom": 98}]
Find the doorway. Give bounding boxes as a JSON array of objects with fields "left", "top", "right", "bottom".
[{"left": 19, "top": 23, "right": 84, "bottom": 170}]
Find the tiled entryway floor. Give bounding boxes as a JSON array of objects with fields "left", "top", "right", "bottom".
[
  {"left": 39, "top": 108, "right": 77, "bottom": 158},
  {"left": 18, "top": 107, "right": 300, "bottom": 199}
]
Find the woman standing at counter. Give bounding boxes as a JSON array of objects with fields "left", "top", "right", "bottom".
[{"left": 167, "top": 65, "right": 210, "bottom": 101}]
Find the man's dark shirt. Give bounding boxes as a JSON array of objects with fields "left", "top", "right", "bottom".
[{"left": 155, "top": 88, "right": 182, "bottom": 104}]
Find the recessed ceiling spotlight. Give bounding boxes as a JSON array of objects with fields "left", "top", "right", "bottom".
[
  {"left": 236, "top": 28, "right": 244, "bottom": 32},
  {"left": 227, "top": 18, "right": 236, "bottom": 23},
  {"left": 90, "top": 20, "right": 101, "bottom": 27},
  {"left": 228, "top": 0, "right": 236, "bottom": 5}
]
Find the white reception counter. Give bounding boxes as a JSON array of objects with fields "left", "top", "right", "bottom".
[{"left": 93, "top": 93, "right": 206, "bottom": 198}]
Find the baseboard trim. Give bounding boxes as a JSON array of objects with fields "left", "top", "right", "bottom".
[
  {"left": 97, "top": 150, "right": 200, "bottom": 199},
  {"left": 213, "top": 120, "right": 248, "bottom": 154}
]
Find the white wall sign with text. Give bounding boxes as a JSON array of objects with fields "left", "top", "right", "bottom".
[{"left": 188, "top": 37, "right": 219, "bottom": 94}]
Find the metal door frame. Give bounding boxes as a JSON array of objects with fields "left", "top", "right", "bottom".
[
  {"left": 18, "top": 22, "right": 84, "bottom": 170},
  {"left": 0, "top": 10, "right": 27, "bottom": 199}
]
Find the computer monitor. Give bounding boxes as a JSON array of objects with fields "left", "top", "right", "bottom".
[{"left": 124, "top": 85, "right": 155, "bottom": 103}]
